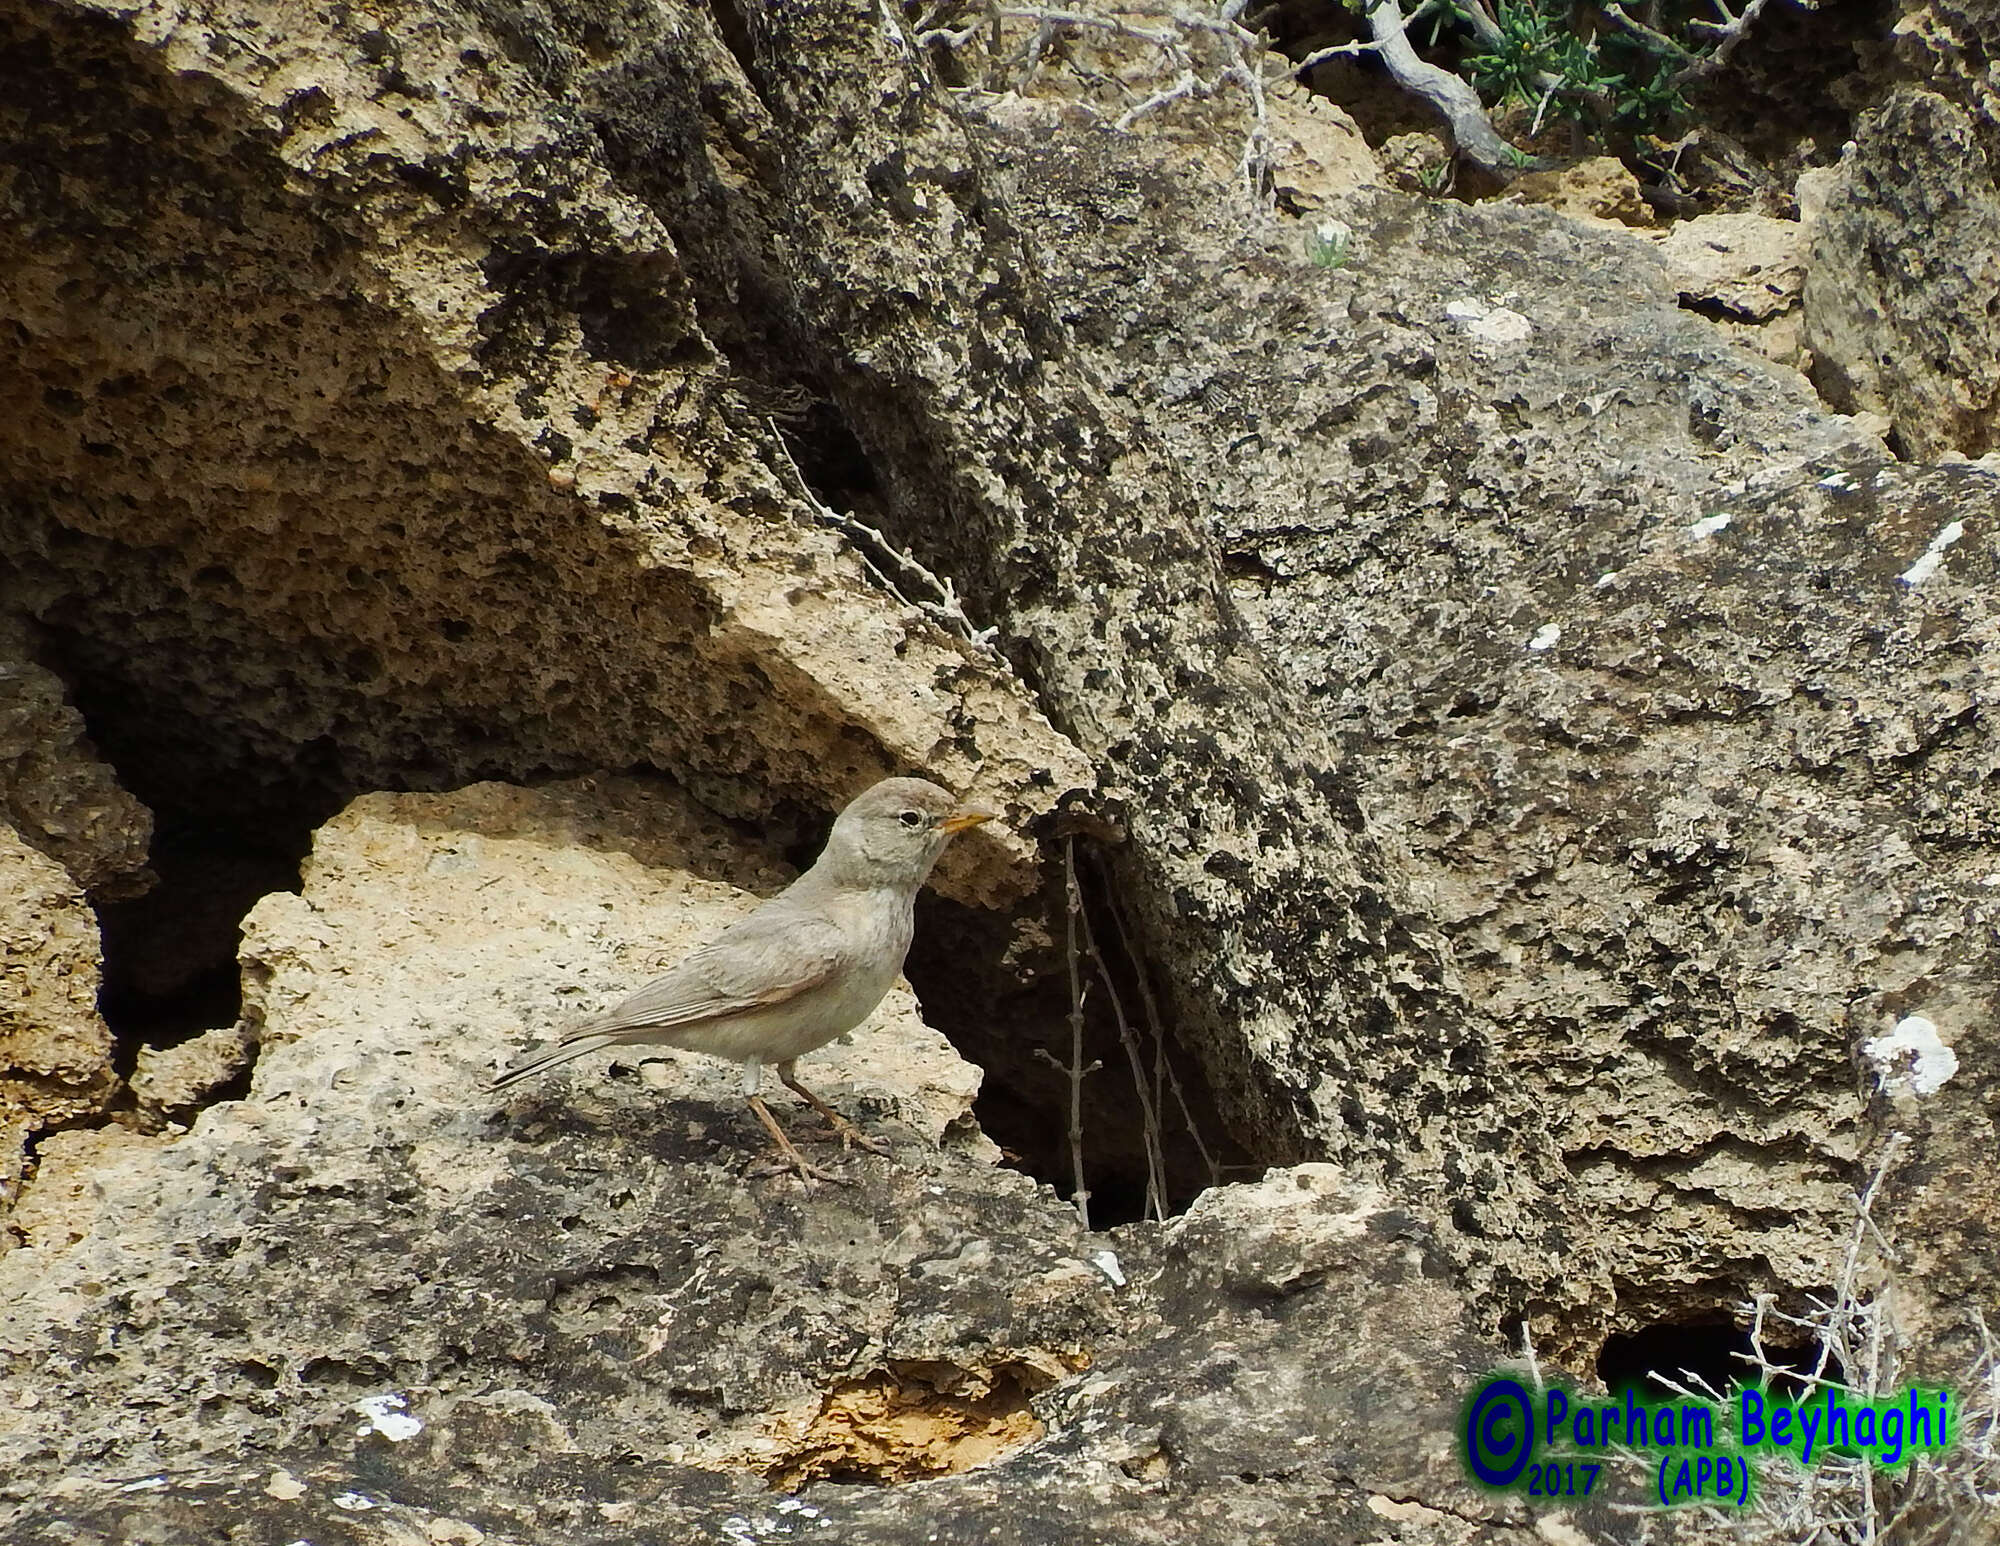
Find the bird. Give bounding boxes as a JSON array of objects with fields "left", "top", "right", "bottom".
[{"left": 492, "top": 777, "right": 995, "bottom": 1183}]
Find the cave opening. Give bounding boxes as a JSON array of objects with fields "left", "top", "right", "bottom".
[
  {"left": 30, "top": 626, "right": 335, "bottom": 1068},
  {"left": 1597, "top": 1314, "right": 1839, "bottom": 1404},
  {"left": 905, "top": 839, "right": 1252, "bottom": 1229}
]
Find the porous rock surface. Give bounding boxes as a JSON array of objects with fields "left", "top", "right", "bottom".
[
  {"left": 1, "top": 781, "right": 1553, "bottom": 1544},
  {"left": 0, "top": 621, "right": 151, "bottom": 1183},
  {"left": 0, "top": 0, "right": 1085, "bottom": 899},
  {"left": 1805, "top": 0, "right": 2000, "bottom": 457},
  {"left": 0, "top": 619, "right": 151, "bottom": 898},
  {"left": 0, "top": 826, "right": 120, "bottom": 1203},
  {"left": 2, "top": 0, "right": 1998, "bottom": 1537},
  {"left": 992, "top": 97, "right": 1995, "bottom": 1340}
]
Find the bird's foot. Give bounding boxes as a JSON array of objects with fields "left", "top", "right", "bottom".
[
  {"left": 748, "top": 1150, "right": 854, "bottom": 1187},
  {"left": 745, "top": 1093, "right": 854, "bottom": 1187},
  {"left": 826, "top": 1117, "right": 893, "bottom": 1157},
  {"left": 776, "top": 1074, "right": 893, "bottom": 1157},
  {"left": 793, "top": 1113, "right": 892, "bottom": 1156}
]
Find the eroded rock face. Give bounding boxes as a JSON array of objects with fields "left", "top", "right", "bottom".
[
  {"left": 1805, "top": 1, "right": 2000, "bottom": 457},
  {"left": 921, "top": 46, "right": 1995, "bottom": 1355},
  {"left": 0, "top": 782, "right": 1546, "bottom": 1544},
  {"left": 4, "top": 0, "right": 1997, "bottom": 1493},
  {"left": 0, "top": 826, "right": 119, "bottom": 1202},
  {"left": 0, "top": 0, "right": 1085, "bottom": 903},
  {"left": 0, "top": 619, "right": 150, "bottom": 897},
  {"left": 0, "top": 621, "right": 148, "bottom": 1180}
]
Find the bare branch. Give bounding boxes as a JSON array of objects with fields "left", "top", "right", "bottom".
[
  {"left": 1365, "top": 0, "right": 1530, "bottom": 176},
  {"left": 766, "top": 420, "right": 1002, "bottom": 652},
  {"left": 1059, "top": 836, "right": 1094, "bottom": 1227}
]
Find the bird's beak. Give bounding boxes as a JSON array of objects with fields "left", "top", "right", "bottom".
[{"left": 941, "top": 805, "right": 997, "bottom": 835}]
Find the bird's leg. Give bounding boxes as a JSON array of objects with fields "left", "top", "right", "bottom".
[
  {"left": 777, "top": 1061, "right": 892, "bottom": 1156},
  {"left": 745, "top": 1094, "right": 851, "bottom": 1186}
]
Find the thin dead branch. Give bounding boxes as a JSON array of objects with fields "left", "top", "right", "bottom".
[
  {"left": 1071, "top": 860, "right": 1170, "bottom": 1221},
  {"left": 1100, "top": 867, "right": 1223, "bottom": 1191},
  {"left": 1036, "top": 836, "right": 1102, "bottom": 1227},
  {"left": 766, "top": 420, "right": 1001, "bottom": 652}
]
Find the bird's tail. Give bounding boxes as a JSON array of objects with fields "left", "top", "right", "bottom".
[{"left": 490, "top": 1031, "right": 626, "bottom": 1091}]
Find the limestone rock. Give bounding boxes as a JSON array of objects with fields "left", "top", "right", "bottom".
[
  {"left": 1803, "top": 0, "right": 2000, "bottom": 458},
  {"left": 0, "top": 619, "right": 151, "bottom": 898},
  {"left": 3, "top": 2, "right": 1998, "bottom": 1524},
  {"left": 1652, "top": 211, "right": 1808, "bottom": 321},
  {"left": 0, "top": 781, "right": 1541, "bottom": 1543},
  {"left": 1501, "top": 155, "right": 1655, "bottom": 226},
  {"left": 1805, "top": 88, "right": 2000, "bottom": 456},
  {"left": 0, "top": 0, "right": 1088, "bottom": 903},
  {"left": 130, "top": 1025, "right": 255, "bottom": 1118},
  {"left": 0, "top": 826, "right": 119, "bottom": 1205}
]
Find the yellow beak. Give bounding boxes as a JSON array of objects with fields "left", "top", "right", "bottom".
[{"left": 940, "top": 806, "right": 997, "bottom": 835}]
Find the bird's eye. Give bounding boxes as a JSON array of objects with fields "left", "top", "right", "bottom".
[{"left": 898, "top": 809, "right": 924, "bottom": 828}]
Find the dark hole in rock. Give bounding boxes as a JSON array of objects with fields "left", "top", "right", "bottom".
[
  {"left": 906, "top": 846, "right": 1252, "bottom": 1229},
  {"left": 1597, "top": 1314, "right": 1837, "bottom": 1404},
  {"left": 28, "top": 633, "right": 332, "bottom": 1106},
  {"left": 775, "top": 405, "right": 879, "bottom": 517}
]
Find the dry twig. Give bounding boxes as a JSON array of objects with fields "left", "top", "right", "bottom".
[{"left": 766, "top": 420, "right": 1001, "bottom": 652}]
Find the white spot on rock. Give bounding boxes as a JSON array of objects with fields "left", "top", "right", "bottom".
[
  {"left": 1527, "top": 624, "right": 1561, "bottom": 652},
  {"left": 1818, "top": 470, "right": 1858, "bottom": 491},
  {"left": 120, "top": 1476, "right": 168, "bottom": 1493},
  {"left": 354, "top": 1392, "right": 423, "bottom": 1442},
  {"left": 333, "top": 1492, "right": 379, "bottom": 1511},
  {"left": 1442, "top": 298, "right": 1532, "bottom": 343},
  {"left": 1864, "top": 1016, "right": 1958, "bottom": 1096},
  {"left": 265, "top": 1469, "right": 308, "bottom": 1501},
  {"left": 1688, "top": 512, "right": 1732, "bottom": 540},
  {"left": 1898, "top": 521, "right": 1965, "bottom": 585},
  {"left": 1091, "top": 1249, "right": 1127, "bottom": 1288}
]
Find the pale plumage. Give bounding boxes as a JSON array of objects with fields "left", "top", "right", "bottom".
[{"left": 493, "top": 777, "right": 993, "bottom": 1182}]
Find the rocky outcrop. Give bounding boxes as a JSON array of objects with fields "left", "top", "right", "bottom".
[
  {"left": 0, "top": 781, "right": 1550, "bottom": 1544},
  {"left": 0, "top": 621, "right": 151, "bottom": 898},
  {"left": 3, "top": 0, "right": 1998, "bottom": 1532},
  {"left": 0, "top": 621, "right": 145, "bottom": 1188},
  {"left": 1804, "top": 0, "right": 2000, "bottom": 457},
  {"left": 0, "top": 0, "right": 1085, "bottom": 890},
  {"left": 0, "top": 827, "right": 119, "bottom": 1203}
]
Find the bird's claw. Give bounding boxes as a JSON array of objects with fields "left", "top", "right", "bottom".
[
  {"left": 749, "top": 1153, "right": 854, "bottom": 1187},
  {"left": 797, "top": 1117, "right": 892, "bottom": 1156}
]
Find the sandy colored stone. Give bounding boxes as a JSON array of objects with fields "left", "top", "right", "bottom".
[
  {"left": 4, "top": 1126, "right": 165, "bottom": 1250},
  {"left": 0, "top": 0, "right": 1086, "bottom": 909},
  {"left": 4, "top": 11, "right": 1999, "bottom": 1536},
  {"left": 1501, "top": 155, "right": 1655, "bottom": 226},
  {"left": 0, "top": 826, "right": 119, "bottom": 1203},
  {"left": 1806, "top": 81, "right": 2000, "bottom": 455},
  {"left": 1652, "top": 211, "right": 1808, "bottom": 320},
  {"left": 0, "top": 775, "right": 1542, "bottom": 1542},
  {"left": 238, "top": 778, "right": 997, "bottom": 1154},
  {"left": 130, "top": 1025, "right": 255, "bottom": 1117},
  {"left": 0, "top": 619, "right": 151, "bottom": 899}
]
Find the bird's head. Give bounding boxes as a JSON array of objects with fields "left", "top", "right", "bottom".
[{"left": 820, "top": 776, "right": 996, "bottom": 889}]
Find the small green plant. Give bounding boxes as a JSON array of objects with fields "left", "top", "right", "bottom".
[{"left": 1305, "top": 218, "right": 1353, "bottom": 268}]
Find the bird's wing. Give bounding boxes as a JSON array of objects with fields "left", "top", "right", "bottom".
[{"left": 560, "top": 901, "right": 846, "bottom": 1042}]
